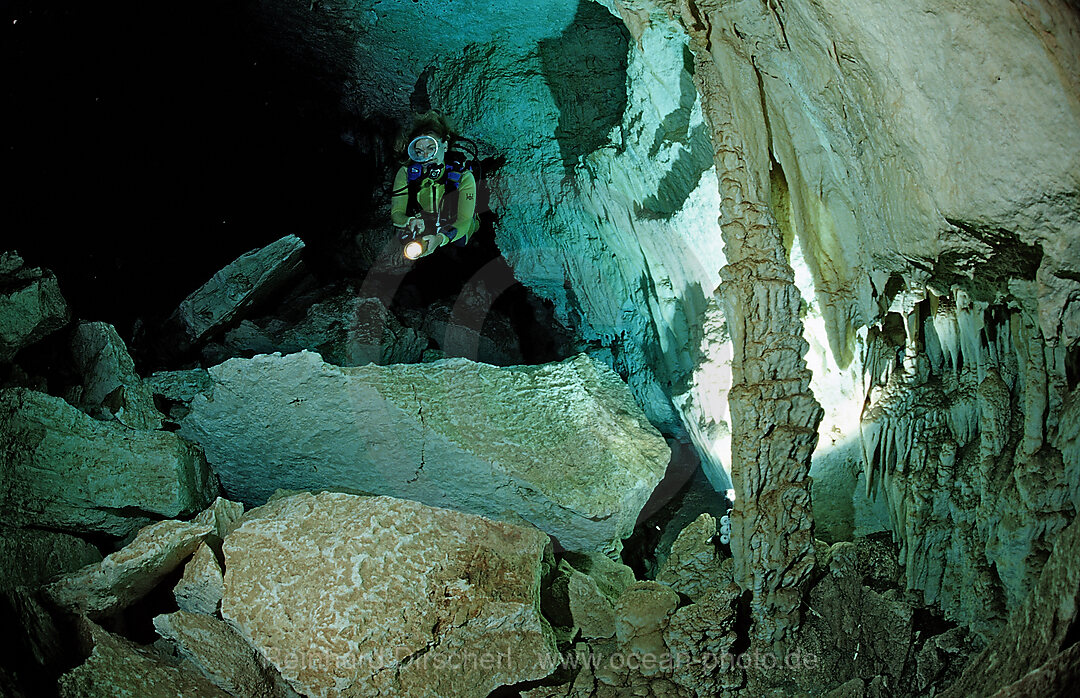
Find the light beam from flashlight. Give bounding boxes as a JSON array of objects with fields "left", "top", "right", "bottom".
[{"left": 404, "top": 241, "right": 424, "bottom": 260}]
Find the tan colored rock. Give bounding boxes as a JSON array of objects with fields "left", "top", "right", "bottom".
[
  {"left": 663, "top": 589, "right": 741, "bottom": 695},
  {"left": 173, "top": 543, "right": 224, "bottom": 616},
  {"left": 58, "top": 619, "right": 231, "bottom": 698},
  {"left": 177, "top": 350, "right": 670, "bottom": 553},
  {"left": 154, "top": 610, "right": 288, "bottom": 698},
  {"left": 0, "top": 527, "right": 101, "bottom": 591},
  {"left": 222, "top": 492, "right": 558, "bottom": 698},
  {"left": 46, "top": 519, "right": 212, "bottom": 618},
  {"left": 0, "top": 388, "right": 218, "bottom": 537},
  {"left": 194, "top": 496, "right": 245, "bottom": 540},
  {"left": 613, "top": 581, "right": 680, "bottom": 677},
  {"left": 656, "top": 513, "right": 734, "bottom": 602},
  {"left": 69, "top": 320, "right": 164, "bottom": 430}
]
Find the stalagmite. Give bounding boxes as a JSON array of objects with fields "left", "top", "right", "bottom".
[{"left": 666, "top": 1, "right": 825, "bottom": 643}]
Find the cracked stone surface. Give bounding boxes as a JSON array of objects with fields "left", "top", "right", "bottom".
[
  {"left": 0, "top": 387, "right": 218, "bottom": 537},
  {"left": 172, "top": 350, "right": 670, "bottom": 553},
  {"left": 221, "top": 491, "right": 558, "bottom": 698}
]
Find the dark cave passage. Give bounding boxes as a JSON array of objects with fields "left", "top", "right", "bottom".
[{"left": 2, "top": 0, "right": 576, "bottom": 373}]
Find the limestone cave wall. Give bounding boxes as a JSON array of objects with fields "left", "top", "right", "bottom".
[{"left": 201, "top": 0, "right": 1080, "bottom": 639}]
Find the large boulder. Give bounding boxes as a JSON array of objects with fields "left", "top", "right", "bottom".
[
  {"left": 174, "top": 350, "right": 670, "bottom": 553},
  {"left": 0, "top": 388, "right": 218, "bottom": 536},
  {"left": 166, "top": 234, "right": 306, "bottom": 347},
  {"left": 45, "top": 518, "right": 213, "bottom": 619},
  {"left": 221, "top": 491, "right": 559, "bottom": 698},
  {"left": 69, "top": 320, "right": 164, "bottom": 430},
  {"left": 0, "top": 251, "right": 70, "bottom": 362}
]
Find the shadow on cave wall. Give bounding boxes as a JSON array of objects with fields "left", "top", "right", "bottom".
[
  {"left": 538, "top": 0, "right": 631, "bottom": 173},
  {"left": 638, "top": 47, "right": 714, "bottom": 221}
]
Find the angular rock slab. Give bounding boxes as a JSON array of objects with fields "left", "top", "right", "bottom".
[
  {"left": 154, "top": 611, "right": 290, "bottom": 698},
  {"left": 222, "top": 492, "right": 558, "bottom": 698},
  {"left": 173, "top": 542, "right": 224, "bottom": 616},
  {"left": 0, "top": 251, "right": 70, "bottom": 362},
  {"left": 58, "top": 619, "right": 231, "bottom": 698},
  {"left": 169, "top": 234, "right": 305, "bottom": 345},
  {"left": 0, "top": 388, "right": 218, "bottom": 536},
  {"left": 656, "top": 513, "right": 734, "bottom": 602},
  {"left": 46, "top": 518, "right": 213, "bottom": 618},
  {"left": 178, "top": 351, "right": 670, "bottom": 552},
  {"left": 69, "top": 320, "right": 164, "bottom": 430}
]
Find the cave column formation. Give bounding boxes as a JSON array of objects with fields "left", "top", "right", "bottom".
[{"left": 628, "top": 0, "right": 825, "bottom": 645}]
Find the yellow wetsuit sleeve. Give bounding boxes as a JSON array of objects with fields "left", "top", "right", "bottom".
[
  {"left": 447, "top": 171, "right": 477, "bottom": 242},
  {"left": 391, "top": 166, "right": 411, "bottom": 227}
]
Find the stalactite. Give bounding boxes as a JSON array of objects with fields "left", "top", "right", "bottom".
[{"left": 858, "top": 285, "right": 1074, "bottom": 638}]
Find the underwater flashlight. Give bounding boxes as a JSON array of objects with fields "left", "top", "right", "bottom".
[{"left": 403, "top": 240, "right": 425, "bottom": 260}]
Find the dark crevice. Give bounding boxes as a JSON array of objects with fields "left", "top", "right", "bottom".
[
  {"left": 1066, "top": 344, "right": 1080, "bottom": 392},
  {"left": 1062, "top": 596, "right": 1080, "bottom": 651},
  {"left": 538, "top": 1, "right": 630, "bottom": 173},
  {"left": 731, "top": 590, "right": 754, "bottom": 656}
]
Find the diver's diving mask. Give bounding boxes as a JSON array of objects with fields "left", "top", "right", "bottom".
[{"left": 407, "top": 135, "right": 442, "bottom": 163}]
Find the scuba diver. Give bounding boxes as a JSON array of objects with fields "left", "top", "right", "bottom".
[{"left": 391, "top": 112, "right": 481, "bottom": 260}]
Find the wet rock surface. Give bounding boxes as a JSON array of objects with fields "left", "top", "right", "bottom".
[
  {"left": 170, "top": 350, "right": 670, "bottom": 553},
  {"left": 0, "top": 387, "right": 218, "bottom": 537},
  {"left": 0, "top": 252, "right": 71, "bottom": 363},
  {"left": 222, "top": 492, "right": 559, "bottom": 698},
  {"left": 45, "top": 518, "right": 213, "bottom": 619},
  {"left": 164, "top": 234, "right": 307, "bottom": 350}
]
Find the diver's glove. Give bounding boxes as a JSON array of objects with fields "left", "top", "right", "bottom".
[{"left": 418, "top": 233, "right": 449, "bottom": 257}]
